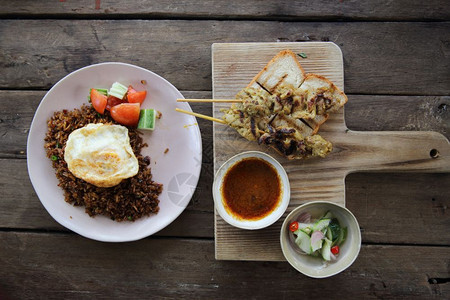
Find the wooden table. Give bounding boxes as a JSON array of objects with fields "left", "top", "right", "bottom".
[{"left": 1, "top": 1, "right": 449, "bottom": 298}]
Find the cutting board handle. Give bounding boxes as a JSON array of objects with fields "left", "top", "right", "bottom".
[{"left": 340, "top": 130, "right": 450, "bottom": 174}]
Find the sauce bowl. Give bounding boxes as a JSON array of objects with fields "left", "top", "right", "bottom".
[{"left": 213, "top": 151, "right": 290, "bottom": 230}]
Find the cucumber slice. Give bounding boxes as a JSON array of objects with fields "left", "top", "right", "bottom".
[
  {"left": 295, "top": 230, "right": 312, "bottom": 254},
  {"left": 302, "top": 227, "right": 312, "bottom": 235},
  {"left": 294, "top": 223, "right": 311, "bottom": 231},
  {"left": 109, "top": 82, "right": 128, "bottom": 99},
  {"left": 94, "top": 88, "right": 108, "bottom": 96},
  {"left": 88, "top": 88, "right": 108, "bottom": 101},
  {"left": 294, "top": 223, "right": 312, "bottom": 235},
  {"left": 137, "top": 109, "right": 156, "bottom": 130},
  {"left": 326, "top": 226, "right": 333, "bottom": 240},
  {"left": 312, "top": 218, "right": 331, "bottom": 232},
  {"left": 321, "top": 238, "right": 332, "bottom": 261},
  {"left": 321, "top": 210, "right": 334, "bottom": 219},
  {"left": 299, "top": 228, "right": 312, "bottom": 236}
]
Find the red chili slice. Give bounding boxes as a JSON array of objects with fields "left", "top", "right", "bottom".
[{"left": 289, "top": 221, "right": 299, "bottom": 232}]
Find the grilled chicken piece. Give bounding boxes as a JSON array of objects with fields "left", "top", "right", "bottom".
[{"left": 220, "top": 50, "right": 346, "bottom": 160}]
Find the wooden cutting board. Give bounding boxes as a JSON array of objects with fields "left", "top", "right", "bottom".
[{"left": 211, "top": 42, "right": 449, "bottom": 261}]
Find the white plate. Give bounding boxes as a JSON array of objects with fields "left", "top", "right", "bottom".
[{"left": 27, "top": 62, "right": 202, "bottom": 242}]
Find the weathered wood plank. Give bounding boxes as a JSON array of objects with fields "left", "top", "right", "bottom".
[
  {"left": 0, "top": 0, "right": 449, "bottom": 21},
  {"left": 0, "top": 232, "right": 448, "bottom": 299},
  {"left": 0, "top": 158, "right": 214, "bottom": 235},
  {"left": 346, "top": 172, "right": 450, "bottom": 245},
  {"left": 345, "top": 95, "right": 450, "bottom": 138},
  {"left": 0, "top": 20, "right": 449, "bottom": 94},
  {"left": 0, "top": 91, "right": 450, "bottom": 162},
  {"left": 1, "top": 90, "right": 448, "bottom": 244},
  {"left": 2, "top": 156, "right": 449, "bottom": 245},
  {"left": 0, "top": 91, "right": 41, "bottom": 158},
  {"left": 2, "top": 91, "right": 447, "bottom": 160},
  {"left": 1, "top": 91, "right": 448, "bottom": 158},
  {"left": 0, "top": 90, "right": 213, "bottom": 159}
]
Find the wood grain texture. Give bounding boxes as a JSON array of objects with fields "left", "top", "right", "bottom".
[
  {"left": 345, "top": 95, "right": 450, "bottom": 138},
  {"left": 0, "top": 90, "right": 213, "bottom": 159},
  {"left": 1, "top": 91, "right": 448, "bottom": 159},
  {"left": 1, "top": 20, "right": 449, "bottom": 95},
  {"left": 346, "top": 172, "right": 450, "bottom": 245},
  {"left": 0, "top": 91, "right": 448, "bottom": 246},
  {"left": 0, "top": 158, "right": 215, "bottom": 236},
  {"left": 212, "top": 42, "right": 450, "bottom": 260},
  {"left": 3, "top": 158, "right": 448, "bottom": 246},
  {"left": 1, "top": 232, "right": 448, "bottom": 299},
  {"left": 1, "top": 3, "right": 449, "bottom": 298},
  {"left": 1, "top": 0, "right": 449, "bottom": 21}
]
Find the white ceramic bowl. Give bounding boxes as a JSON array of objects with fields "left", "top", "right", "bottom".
[
  {"left": 280, "top": 201, "right": 361, "bottom": 278},
  {"left": 212, "top": 151, "right": 290, "bottom": 230}
]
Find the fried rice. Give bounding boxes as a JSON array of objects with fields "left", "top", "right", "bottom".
[{"left": 44, "top": 104, "right": 162, "bottom": 222}]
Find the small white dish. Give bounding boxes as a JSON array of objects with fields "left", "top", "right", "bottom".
[
  {"left": 280, "top": 201, "right": 361, "bottom": 278},
  {"left": 27, "top": 62, "right": 202, "bottom": 242},
  {"left": 212, "top": 151, "right": 290, "bottom": 230}
]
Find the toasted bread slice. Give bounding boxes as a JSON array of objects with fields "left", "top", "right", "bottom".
[
  {"left": 299, "top": 74, "right": 348, "bottom": 114},
  {"left": 247, "top": 50, "right": 315, "bottom": 136},
  {"left": 247, "top": 50, "right": 346, "bottom": 136},
  {"left": 248, "top": 50, "right": 306, "bottom": 93},
  {"left": 295, "top": 74, "right": 347, "bottom": 133}
]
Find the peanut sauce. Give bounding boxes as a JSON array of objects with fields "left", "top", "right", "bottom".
[{"left": 221, "top": 157, "right": 281, "bottom": 220}]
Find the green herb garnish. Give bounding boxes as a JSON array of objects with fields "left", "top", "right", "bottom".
[
  {"left": 127, "top": 216, "right": 132, "bottom": 221},
  {"left": 51, "top": 155, "right": 59, "bottom": 161},
  {"left": 298, "top": 52, "right": 307, "bottom": 58}
]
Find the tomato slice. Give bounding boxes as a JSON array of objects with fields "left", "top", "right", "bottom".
[
  {"left": 127, "top": 90, "right": 147, "bottom": 105},
  {"left": 289, "top": 221, "right": 299, "bottom": 232},
  {"left": 110, "top": 103, "right": 140, "bottom": 127},
  {"left": 105, "top": 95, "right": 125, "bottom": 111},
  {"left": 90, "top": 89, "right": 107, "bottom": 114}
]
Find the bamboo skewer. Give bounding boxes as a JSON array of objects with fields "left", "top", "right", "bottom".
[
  {"left": 175, "top": 108, "right": 265, "bottom": 135},
  {"left": 177, "top": 98, "right": 242, "bottom": 103},
  {"left": 176, "top": 98, "right": 241, "bottom": 124},
  {"left": 175, "top": 108, "right": 226, "bottom": 124}
]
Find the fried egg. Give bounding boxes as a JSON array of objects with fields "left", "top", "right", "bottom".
[{"left": 64, "top": 123, "right": 139, "bottom": 187}]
